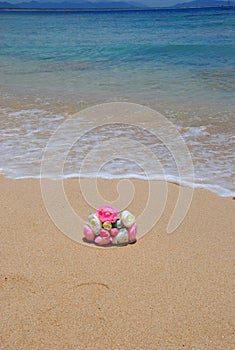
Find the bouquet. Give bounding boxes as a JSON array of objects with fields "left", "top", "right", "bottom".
[{"left": 83, "top": 205, "right": 137, "bottom": 246}]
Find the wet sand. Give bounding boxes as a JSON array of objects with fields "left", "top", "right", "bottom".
[{"left": 0, "top": 176, "right": 234, "bottom": 349}]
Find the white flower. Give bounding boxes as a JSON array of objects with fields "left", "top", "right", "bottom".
[
  {"left": 87, "top": 213, "right": 101, "bottom": 235},
  {"left": 121, "top": 210, "right": 135, "bottom": 228},
  {"left": 112, "top": 228, "right": 129, "bottom": 245}
]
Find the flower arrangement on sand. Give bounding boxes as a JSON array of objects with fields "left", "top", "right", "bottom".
[{"left": 83, "top": 205, "right": 137, "bottom": 246}]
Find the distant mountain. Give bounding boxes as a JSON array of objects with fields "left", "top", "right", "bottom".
[
  {"left": 0, "top": 0, "right": 147, "bottom": 9},
  {"left": 174, "top": 0, "right": 235, "bottom": 8},
  {"left": 0, "top": 1, "right": 16, "bottom": 7},
  {"left": 0, "top": 0, "right": 233, "bottom": 10}
]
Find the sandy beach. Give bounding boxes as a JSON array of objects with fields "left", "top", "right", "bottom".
[
  {"left": 0, "top": 175, "right": 234, "bottom": 349},
  {"left": 1, "top": 5, "right": 235, "bottom": 349}
]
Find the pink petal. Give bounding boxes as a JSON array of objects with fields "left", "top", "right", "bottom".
[
  {"left": 95, "top": 236, "right": 111, "bottom": 246},
  {"left": 83, "top": 225, "right": 95, "bottom": 242},
  {"left": 110, "top": 228, "right": 119, "bottom": 237},
  {"left": 128, "top": 223, "right": 137, "bottom": 242},
  {"left": 100, "top": 229, "right": 110, "bottom": 238}
]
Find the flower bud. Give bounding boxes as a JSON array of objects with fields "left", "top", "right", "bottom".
[
  {"left": 87, "top": 213, "right": 101, "bottom": 235},
  {"left": 121, "top": 210, "right": 135, "bottom": 228},
  {"left": 103, "top": 221, "right": 112, "bottom": 231}
]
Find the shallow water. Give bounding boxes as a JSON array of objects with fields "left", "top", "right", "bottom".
[{"left": 0, "top": 8, "right": 234, "bottom": 196}]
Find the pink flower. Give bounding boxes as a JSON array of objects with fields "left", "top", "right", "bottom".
[{"left": 97, "top": 205, "right": 118, "bottom": 223}]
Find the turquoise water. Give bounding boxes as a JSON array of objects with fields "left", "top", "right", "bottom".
[
  {"left": 0, "top": 8, "right": 234, "bottom": 195},
  {"left": 1, "top": 8, "right": 235, "bottom": 104}
]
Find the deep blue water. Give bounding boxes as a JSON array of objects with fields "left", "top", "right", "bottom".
[{"left": 0, "top": 7, "right": 235, "bottom": 105}]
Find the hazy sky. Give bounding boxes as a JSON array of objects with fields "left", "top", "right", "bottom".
[{"left": 7, "top": 0, "right": 228, "bottom": 4}]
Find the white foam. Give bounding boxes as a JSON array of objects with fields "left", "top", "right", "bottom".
[
  {"left": 3, "top": 170, "right": 233, "bottom": 198},
  {"left": 1, "top": 107, "right": 234, "bottom": 198}
]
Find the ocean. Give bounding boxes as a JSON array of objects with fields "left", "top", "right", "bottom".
[{"left": 0, "top": 8, "right": 234, "bottom": 196}]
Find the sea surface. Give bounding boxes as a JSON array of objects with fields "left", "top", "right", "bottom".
[{"left": 0, "top": 8, "right": 234, "bottom": 196}]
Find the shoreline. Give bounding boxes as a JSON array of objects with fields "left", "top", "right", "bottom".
[
  {"left": 1, "top": 173, "right": 234, "bottom": 198},
  {"left": 0, "top": 100, "right": 234, "bottom": 201},
  {"left": 1, "top": 175, "right": 234, "bottom": 348}
]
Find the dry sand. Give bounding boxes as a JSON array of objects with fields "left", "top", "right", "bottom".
[{"left": 0, "top": 176, "right": 234, "bottom": 349}]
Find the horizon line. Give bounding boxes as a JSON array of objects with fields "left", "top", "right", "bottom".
[{"left": 0, "top": 5, "right": 230, "bottom": 10}]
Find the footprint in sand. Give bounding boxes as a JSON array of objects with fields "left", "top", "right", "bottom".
[{"left": 0, "top": 273, "right": 38, "bottom": 301}]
